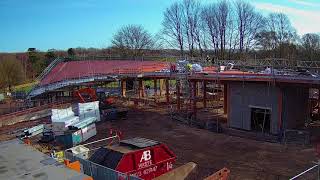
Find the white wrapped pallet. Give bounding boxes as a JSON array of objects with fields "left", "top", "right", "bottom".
[
  {"left": 52, "top": 116, "right": 80, "bottom": 134},
  {"left": 51, "top": 107, "right": 79, "bottom": 134},
  {"left": 51, "top": 107, "right": 75, "bottom": 121},
  {"left": 76, "top": 101, "right": 100, "bottom": 122}
]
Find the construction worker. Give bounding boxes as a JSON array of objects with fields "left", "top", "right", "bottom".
[{"left": 186, "top": 63, "right": 192, "bottom": 72}]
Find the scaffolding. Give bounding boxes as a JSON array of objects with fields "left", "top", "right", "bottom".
[{"left": 170, "top": 72, "right": 192, "bottom": 124}]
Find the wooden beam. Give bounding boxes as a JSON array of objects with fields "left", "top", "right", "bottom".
[
  {"left": 138, "top": 79, "right": 144, "bottom": 98},
  {"left": 166, "top": 79, "right": 170, "bottom": 104}
]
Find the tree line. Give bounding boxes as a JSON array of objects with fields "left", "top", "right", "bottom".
[
  {"left": 112, "top": 0, "right": 320, "bottom": 61},
  {"left": 1, "top": 0, "right": 320, "bottom": 92}
]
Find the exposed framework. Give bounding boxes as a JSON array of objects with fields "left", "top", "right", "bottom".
[
  {"left": 216, "top": 59, "right": 320, "bottom": 70},
  {"left": 29, "top": 56, "right": 320, "bottom": 99}
]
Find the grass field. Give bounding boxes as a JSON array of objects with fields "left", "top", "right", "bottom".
[{"left": 13, "top": 81, "right": 38, "bottom": 93}]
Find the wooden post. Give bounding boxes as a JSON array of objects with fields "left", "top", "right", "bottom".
[
  {"left": 197, "top": 81, "right": 201, "bottom": 96},
  {"left": 223, "top": 83, "right": 228, "bottom": 114},
  {"left": 177, "top": 80, "right": 181, "bottom": 111},
  {"left": 138, "top": 79, "right": 144, "bottom": 98},
  {"left": 142, "top": 80, "right": 145, "bottom": 98},
  {"left": 203, "top": 81, "right": 207, "bottom": 108},
  {"left": 192, "top": 81, "right": 197, "bottom": 119},
  {"left": 160, "top": 79, "right": 164, "bottom": 96},
  {"left": 165, "top": 79, "right": 170, "bottom": 104},
  {"left": 121, "top": 80, "right": 126, "bottom": 97}
]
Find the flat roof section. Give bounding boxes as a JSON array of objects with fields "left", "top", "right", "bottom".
[{"left": 0, "top": 139, "right": 91, "bottom": 180}]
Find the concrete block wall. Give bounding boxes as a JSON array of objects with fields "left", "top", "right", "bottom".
[
  {"left": 228, "top": 82, "right": 280, "bottom": 134},
  {"left": 228, "top": 81, "right": 310, "bottom": 135},
  {"left": 282, "top": 86, "right": 309, "bottom": 129}
]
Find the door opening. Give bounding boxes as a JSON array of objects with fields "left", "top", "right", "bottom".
[{"left": 251, "top": 108, "right": 271, "bottom": 133}]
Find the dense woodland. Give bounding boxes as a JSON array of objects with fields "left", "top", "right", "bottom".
[{"left": 1, "top": 0, "right": 320, "bottom": 91}]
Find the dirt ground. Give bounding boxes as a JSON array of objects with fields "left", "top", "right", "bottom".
[
  {"left": 0, "top": 105, "right": 318, "bottom": 180},
  {"left": 91, "top": 106, "right": 318, "bottom": 180}
]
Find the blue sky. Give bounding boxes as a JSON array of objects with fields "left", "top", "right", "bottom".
[{"left": 0, "top": 0, "right": 319, "bottom": 52}]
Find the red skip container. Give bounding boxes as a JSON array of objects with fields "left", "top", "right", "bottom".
[{"left": 89, "top": 137, "right": 176, "bottom": 180}]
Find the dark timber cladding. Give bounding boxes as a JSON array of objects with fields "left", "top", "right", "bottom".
[{"left": 227, "top": 81, "right": 309, "bottom": 134}]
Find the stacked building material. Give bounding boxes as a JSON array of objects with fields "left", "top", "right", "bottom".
[
  {"left": 54, "top": 103, "right": 99, "bottom": 148},
  {"left": 22, "top": 124, "right": 44, "bottom": 137},
  {"left": 50, "top": 107, "right": 80, "bottom": 135},
  {"left": 74, "top": 101, "right": 101, "bottom": 122}
]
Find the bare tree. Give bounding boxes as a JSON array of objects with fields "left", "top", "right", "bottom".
[
  {"left": 235, "top": 1, "right": 265, "bottom": 55},
  {"left": 182, "top": 0, "right": 201, "bottom": 57},
  {"left": 267, "top": 13, "right": 297, "bottom": 58},
  {"left": 112, "top": 25, "right": 154, "bottom": 57},
  {"left": 255, "top": 30, "right": 277, "bottom": 57},
  {"left": 226, "top": 11, "right": 238, "bottom": 59},
  {"left": 160, "top": 0, "right": 302, "bottom": 60},
  {"left": 0, "top": 55, "right": 25, "bottom": 91},
  {"left": 162, "top": 2, "right": 185, "bottom": 56},
  {"left": 201, "top": 1, "right": 232, "bottom": 59},
  {"left": 216, "top": 0, "right": 229, "bottom": 59},
  {"left": 201, "top": 4, "right": 219, "bottom": 57},
  {"left": 301, "top": 33, "right": 320, "bottom": 61}
]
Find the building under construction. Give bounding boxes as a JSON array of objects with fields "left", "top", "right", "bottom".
[
  {"left": 0, "top": 57, "right": 320, "bottom": 179},
  {"left": 22, "top": 57, "right": 320, "bottom": 143}
]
